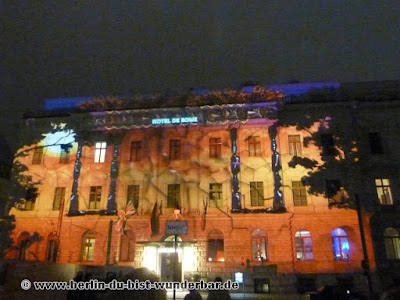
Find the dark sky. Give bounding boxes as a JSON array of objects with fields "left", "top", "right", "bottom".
[{"left": 1, "top": 1, "right": 399, "bottom": 149}]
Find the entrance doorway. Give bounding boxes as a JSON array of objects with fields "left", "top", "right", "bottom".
[{"left": 160, "top": 235, "right": 182, "bottom": 282}]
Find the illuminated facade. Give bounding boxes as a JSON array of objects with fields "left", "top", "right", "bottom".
[{"left": 9, "top": 81, "right": 400, "bottom": 294}]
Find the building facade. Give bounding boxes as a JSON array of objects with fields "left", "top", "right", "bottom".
[{"left": 8, "top": 81, "right": 400, "bottom": 295}]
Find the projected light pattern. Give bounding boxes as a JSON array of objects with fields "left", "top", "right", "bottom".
[{"left": 42, "top": 128, "right": 76, "bottom": 156}]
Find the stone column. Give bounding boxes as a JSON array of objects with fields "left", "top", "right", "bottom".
[
  {"left": 230, "top": 128, "right": 242, "bottom": 211},
  {"left": 268, "top": 125, "right": 286, "bottom": 212},
  {"left": 106, "top": 141, "right": 120, "bottom": 214},
  {"left": 68, "top": 141, "right": 83, "bottom": 215}
]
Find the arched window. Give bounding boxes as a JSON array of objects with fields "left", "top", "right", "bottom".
[
  {"left": 207, "top": 229, "right": 224, "bottom": 262},
  {"left": 332, "top": 228, "right": 350, "bottom": 260},
  {"left": 252, "top": 229, "right": 267, "bottom": 261},
  {"left": 81, "top": 231, "right": 96, "bottom": 262},
  {"left": 119, "top": 230, "right": 135, "bottom": 262},
  {"left": 17, "top": 232, "right": 30, "bottom": 260},
  {"left": 384, "top": 227, "right": 400, "bottom": 260},
  {"left": 295, "top": 229, "right": 313, "bottom": 260},
  {"left": 46, "top": 232, "right": 58, "bottom": 262}
]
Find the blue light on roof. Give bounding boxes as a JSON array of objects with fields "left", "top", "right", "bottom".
[
  {"left": 44, "top": 97, "right": 92, "bottom": 111},
  {"left": 267, "top": 82, "right": 340, "bottom": 96}
]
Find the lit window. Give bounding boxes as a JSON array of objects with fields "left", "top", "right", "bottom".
[
  {"left": 119, "top": 230, "right": 135, "bottom": 262},
  {"left": 332, "top": 228, "right": 350, "bottom": 260},
  {"left": 81, "top": 231, "right": 96, "bottom": 261},
  {"left": 209, "top": 138, "right": 222, "bottom": 158},
  {"left": 127, "top": 185, "right": 139, "bottom": 211},
  {"left": 32, "top": 147, "right": 43, "bottom": 165},
  {"left": 53, "top": 187, "right": 66, "bottom": 210},
  {"left": 292, "top": 181, "right": 307, "bottom": 206},
  {"left": 89, "top": 186, "right": 102, "bottom": 209},
  {"left": 169, "top": 139, "right": 181, "bottom": 160},
  {"left": 209, "top": 183, "right": 222, "bottom": 208},
  {"left": 288, "top": 135, "right": 302, "bottom": 156},
  {"left": 130, "top": 141, "right": 142, "bottom": 161},
  {"left": 250, "top": 182, "right": 264, "bottom": 206},
  {"left": 94, "top": 142, "right": 107, "bottom": 163},
  {"left": 252, "top": 229, "right": 267, "bottom": 261},
  {"left": 248, "top": 136, "right": 261, "bottom": 157},
  {"left": 207, "top": 229, "right": 224, "bottom": 262},
  {"left": 295, "top": 229, "right": 313, "bottom": 260},
  {"left": 368, "top": 132, "right": 384, "bottom": 154},
  {"left": 375, "top": 178, "right": 393, "bottom": 205},
  {"left": 167, "top": 184, "right": 180, "bottom": 208},
  {"left": 384, "top": 227, "right": 400, "bottom": 260}
]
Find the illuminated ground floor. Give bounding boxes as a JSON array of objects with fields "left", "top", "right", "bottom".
[{"left": 9, "top": 209, "right": 377, "bottom": 294}]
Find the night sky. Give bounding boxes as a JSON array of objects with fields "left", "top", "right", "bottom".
[{"left": 1, "top": 1, "right": 399, "bottom": 149}]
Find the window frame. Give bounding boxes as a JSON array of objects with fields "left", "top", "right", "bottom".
[
  {"left": 209, "top": 183, "right": 223, "bottom": 208},
  {"left": 252, "top": 229, "right": 267, "bottom": 261},
  {"left": 292, "top": 181, "right": 307, "bottom": 206},
  {"left": 207, "top": 229, "right": 225, "bottom": 262},
  {"left": 59, "top": 147, "right": 70, "bottom": 163},
  {"left": 288, "top": 135, "right": 302, "bottom": 156},
  {"left": 167, "top": 184, "right": 181, "bottom": 208},
  {"left": 250, "top": 182, "right": 264, "bottom": 206},
  {"left": 32, "top": 147, "right": 44, "bottom": 165},
  {"left": 331, "top": 228, "right": 350, "bottom": 261},
  {"left": 384, "top": 227, "right": 400, "bottom": 260},
  {"left": 209, "top": 137, "right": 222, "bottom": 158},
  {"left": 130, "top": 141, "right": 143, "bottom": 161},
  {"left": 53, "top": 187, "right": 66, "bottom": 210},
  {"left": 248, "top": 136, "right": 261, "bottom": 157},
  {"left": 119, "top": 230, "right": 135, "bottom": 262},
  {"left": 89, "top": 186, "right": 102, "bottom": 209},
  {"left": 94, "top": 142, "right": 107, "bottom": 163},
  {"left": 81, "top": 231, "right": 96, "bottom": 262},
  {"left": 295, "top": 229, "right": 314, "bottom": 261},
  {"left": 375, "top": 178, "right": 393, "bottom": 205}
]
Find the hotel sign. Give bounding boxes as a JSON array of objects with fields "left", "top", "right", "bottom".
[
  {"left": 151, "top": 116, "right": 198, "bottom": 125},
  {"left": 166, "top": 220, "right": 188, "bottom": 235}
]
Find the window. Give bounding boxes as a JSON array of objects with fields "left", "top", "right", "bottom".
[
  {"left": 209, "top": 138, "right": 222, "bottom": 158},
  {"left": 368, "top": 132, "right": 384, "bottom": 154},
  {"left": 127, "top": 185, "right": 139, "bottom": 211},
  {"left": 130, "top": 141, "right": 142, "bottom": 161},
  {"left": 209, "top": 183, "right": 222, "bottom": 207},
  {"left": 59, "top": 147, "right": 70, "bottom": 163},
  {"left": 167, "top": 184, "right": 180, "bottom": 208},
  {"left": 252, "top": 229, "right": 267, "bottom": 261},
  {"left": 81, "top": 231, "right": 96, "bottom": 261},
  {"left": 248, "top": 136, "right": 261, "bottom": 157},
  {"left": 24, "top": 186, "right": 38, "bottom": 211},
  {"left": 94, "top": 142, "right": 107, "bottom": 163},
  {"left": 89, "top": 186, "right": 102, "bottom": 209},
  {"left": 292, "top": 181, "right": 307, "bottom": 206},
  {"left": 17, "top": 232, "right": 30, "bottom": 260},
  {"left": 375, "top": 178, "right": 393, "bottom": 205},
  {"left": 32, "top": 147, "right": 43, "bottom": 165},
  {"left": 46, "top": 233, "right": 57, "bottom": 262},
  {"left": 320, "top": 133, "right": 335, "bottom": 155},
  {"left": 169, "top": 139, "right": 181, "bottom": 160},
  {"left": 207, "top": 229, "right": 224, "bottom": 262},
  {"left": 384, "top": 227, "right": 400, "bottom": 260},
  {"left": 119, "top": 230, "right": 135, "bottom": 262},
  {"left": 288, "top": 135, "right": 302, "bottom": 156},
  {"left": 295, "top": 229, "right": 313, "bottom": 260},
  {"left": 250, "top": 182, "right": 264, "bottom": 206},
  {"left": 332, "top": 228, "right": 350, "bottom": 260},
  {"left": 53, "top": 187, "right": 66, "bottom": 210}
]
